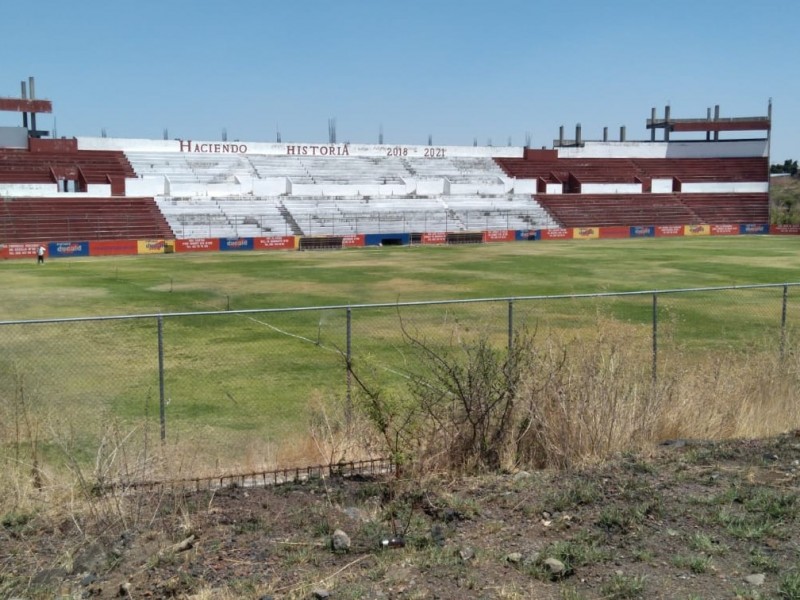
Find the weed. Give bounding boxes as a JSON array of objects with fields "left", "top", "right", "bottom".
[
  {"left": 599, "top": 573, "right": 647, "bottom": 599},
  {"left": 689, "top": 532, "right": 728, "bottom": 555},
  {"left": 544, "top": 478, "right": 602, "bottom": 512},
  {"left": 748, "top": 548, "right": 780, "bottom": 573},
  {"left": 778, "top": 571, "right": 800, "bottom": 599},
  {"left": 672, "top": 554, "right": 712, "bottom": 574},
  {"left": 597, "top": 506, "right": 636, "bottom": 533}
]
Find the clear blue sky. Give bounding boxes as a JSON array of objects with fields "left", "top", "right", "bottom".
[{"left": 1, "top": 0, "right": 796, "bottom": 162}]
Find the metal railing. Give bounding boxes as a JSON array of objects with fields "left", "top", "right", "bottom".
[{"left": 1, "top": 283, "right": 798, "bottom": 484}]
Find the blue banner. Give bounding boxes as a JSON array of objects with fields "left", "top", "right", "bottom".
[
  {"left": 364, "top": 233, "right": 411, "bottom": 246},
  {"left": 630, "top": 226, "right": 655, "bottom": 238},
  {"left": 48, "top": 241, "right": 90, "bottom": 258},
  {"left": 515, "top": 230, "right": 540, "bottom": 241},
  {"left": 220, "top": 237, "right": 254, "bottom": 251},
  {"left": 739, "top": 224, "right": 769, "bottom": 235}
]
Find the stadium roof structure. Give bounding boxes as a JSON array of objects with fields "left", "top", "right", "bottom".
[
  {"left": 0, "top": 76, "right": 51, "bottom": 138},
  {"left": 646, "top": 103, "right": 771, "bottom": 141}
]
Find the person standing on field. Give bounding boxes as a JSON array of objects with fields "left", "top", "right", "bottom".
[{"left": 37, "top": 244, "right": 45, "bottom": 264}]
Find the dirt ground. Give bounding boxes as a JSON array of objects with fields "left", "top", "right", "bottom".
[{"left": 2, "top": 432, "right": 800, "bottom": 599}]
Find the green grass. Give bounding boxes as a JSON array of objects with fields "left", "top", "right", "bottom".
[{"left": 2, "top": 237, "right": 800, "bottom": 477}]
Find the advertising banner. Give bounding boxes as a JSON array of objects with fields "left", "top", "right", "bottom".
[
  {"left": 220, "top": 238, "right": 254, "bottom": 251},
  {"left": 629, "top": 226, "right": 655, "bottom": 238},
  {"left": 770, "top": 224, "right": 800, "bottom": 235},
  {"left": 710, "top": 224, "right": 740, "bottom": 236},
  {"left": 421, "top": 232, "right": 448, "bottom": 244},
  {"left": 598, "top": 226, "right": 629, "bottom": 239},
  {"left": 684, "top": 225, "right": 710, "bottom": 237},
  {"left": 174, "top": 238, "right": 220, "bottom": 252},
  {"left": 0, "top": 244, "right": 7, "bottom": 259},
  {"left": 364, "top": 233, "right": 411, "bottom": 246},
  {"left": 655, "top": 225, "right": 684, "bottom": 237},
  {"left": 342, "top": 234, "right": 366, "bottom": 248},
  {"left": 515, "top": 230, "right": 540, "bottom": 241},
  {"left": 540, "top": 228, "right": 572, "bottom": 240},
  {"left": 573, "top": 227, "right": 599, "bottom": 240},
  {"left": 6, "top": 243, "right": 40, "bottom": 259},
  {"left": 254, "top": 236, "right": 296, "bottom": 250},
  {"left": 49, "top": 241, "right": 90, "bottom": 258},
  {"left": 89, "top": 240, "right": 138, "bottom": 256},
  {"left": 137, "top": 239, "right": 166, "bottom": 254},
  {"left": 740, "top": 224, "right": 769, "bottom": 235},
  {"left": 483, "top": 230, "right": 515, "bottom": 243}
]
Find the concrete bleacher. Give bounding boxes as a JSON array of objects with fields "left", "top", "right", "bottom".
[
  {"left": 0, "top": 197, "right": 172, "bottom": 243},
  {"left": 0, "top": 147, "right": 134, "bottom": 195}
]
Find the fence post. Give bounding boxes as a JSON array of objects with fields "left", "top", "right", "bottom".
[
  {"left": 157, "top": 315, "right": 166, "bottom": 441},
  {"left": 507, "top": 299, "right": 514, "bottom": 354},
  {"left": 346, "top": 307, "right": 352, "bottom": 423},
  {"left": 781, "top": 284, "right": 788, "bottom": 361},
  {"left": 652, "top": 293, "right": 658, "bottom": 385}
]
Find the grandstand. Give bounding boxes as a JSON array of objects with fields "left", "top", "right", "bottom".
[{"left": 0, "top": 78, "right": 774, "bottom": 255}]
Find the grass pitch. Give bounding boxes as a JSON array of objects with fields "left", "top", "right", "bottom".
[{"left": 2, "top": 236, "right": 800, "bottom": 478}]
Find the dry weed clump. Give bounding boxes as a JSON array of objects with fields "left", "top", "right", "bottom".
[
  {"left": 353, "top": 322, "right": 800, "bottom": 476},
  {"left": 657, "top": 348, "right": 800, "bottom": 441}
]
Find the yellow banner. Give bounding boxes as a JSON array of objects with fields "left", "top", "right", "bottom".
[
  {"left": 683, "top": 225, "right": 710, "bottom": 237},
  {"left": 137, "top": 239, "right": 166, "bottom": 254},
  {"left": 573, "top": 227, "right": 599, "bottom": 239}
]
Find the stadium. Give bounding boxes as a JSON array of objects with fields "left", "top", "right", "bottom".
[
  {"left": 5, "top": 75, "right": 800, "bottom": 599},
  {"left": 0, "top": 76, "right": 787, "bottom": 258}
]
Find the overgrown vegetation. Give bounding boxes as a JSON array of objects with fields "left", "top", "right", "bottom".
[{"left": 770, "top": 174, "right": 800, "bottom": 224}]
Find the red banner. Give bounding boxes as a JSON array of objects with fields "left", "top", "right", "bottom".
[
  {"left": 483, "top": 230, "right": 515, "bottom": 242},
  {"left": 421, "top": 232, "right": 447, "bottom": 244},
  {"left": 175, "top": 238, "right": 220, "bottom": 252},
  {"left": 89, "top": 239, "right": 138, "bottom": 256},
  {"left": 254, "top": 236, "right": 296, "bottom": 250},
  {"left": 655, "top": 225, "right": 684, "bottom": 237},
  {"left": 6, "top": 242, "right": 41, "bottom": 258},
  {"left": 598, "top": 226, "right": 629, "bottom": 239},
  {"left": 771, "top": 224, "right": 800, "bottom": 235},
  {"left": 540, "top": 228, "right": 572, "bottom": 240},
  {"left": 342, "top": 234, "right": 365, "bottom": 248},
  {"left": 710, "top": 224, "right": 740, "bottom": 236},
  {"left": 0, "top": 245, "right": 7, "bottom": 260}
]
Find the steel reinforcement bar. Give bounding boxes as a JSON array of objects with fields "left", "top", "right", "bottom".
[{"left": 105, "top": 457, "right": 396, "bottom": 494}]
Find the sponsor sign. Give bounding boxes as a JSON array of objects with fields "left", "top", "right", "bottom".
[
  {"left": 421, "top": 232, "right": 448, "bottom": 244},
  {"left": 515, "top": 230, "right": 540, "bottom": 241},
  {"left": 684, "top": 224, "right": 710, "bottom": 237},
  {"left": 6, "top": 242, "right": 41, "bottom": 258},
  {"left": 540, "top": 228, "right": 572, "bottom": 240},
  {"left": 364, "top": 233, "right": 411, "bottom": 246},
  {"left": 175, "top": 238, "right": 220, "bottom": 252},
  {"left": 574, "top": 227, "right": 599, "bottom": 240},
  {"left": 740, "top": 224, "right": 768, "bottom": 235},
  {"left": 137, "top": 239, "right": 166, "bottom": 254},
  {"left": 89, "top": 240, "right": 138, "bottom": 256},
  {"left": 49, "top": 241, "right": 89, "bottom": 258},
  {"left": 770, "top": 224, "right": 800, "bottom": 235},
  {"left": 254, "top": 236, "right": 296, "bottom": 250},
  {"left": 630, "top": 226, "right": 655, "bottom": 238},
  {"left": 342, "top": 234, "right": 366, "bottom": 248},
  {"left": 0, "top": 244, "right": 7, "bottom": 259},
  {"left": 599, "top": 226, "right": 630, "bottom": 239},
  {"left": 655, "top": 225, "right": 684, "bottom": 237},
  {"left": 483, "top": 230, "right": 515, "bottom": 243},
  {"left": 710, "top": 224, "right": 740, "bottom": 236},
  {"left": 220, "top": 237, "right": 254, "bottom": 251}
]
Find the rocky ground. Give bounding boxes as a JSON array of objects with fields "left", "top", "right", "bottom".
[{"left": 2, "top": 432, "right": 800, "bottom": 599}]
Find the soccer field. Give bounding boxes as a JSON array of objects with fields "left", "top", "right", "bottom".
[
  {"left": 2, "top": 236, "right": 800, "bottom": 481},
  {"left": 2, "top": 236, "right": 800, "bottom": 321}
]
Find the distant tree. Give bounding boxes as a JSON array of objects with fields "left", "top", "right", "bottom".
[{"left": 771, "top": 159, "right": 798, "bottom": 175}]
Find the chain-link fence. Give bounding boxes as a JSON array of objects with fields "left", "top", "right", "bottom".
[{"left": 1, "top": 283, "right": 799, "bottom": 487}]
